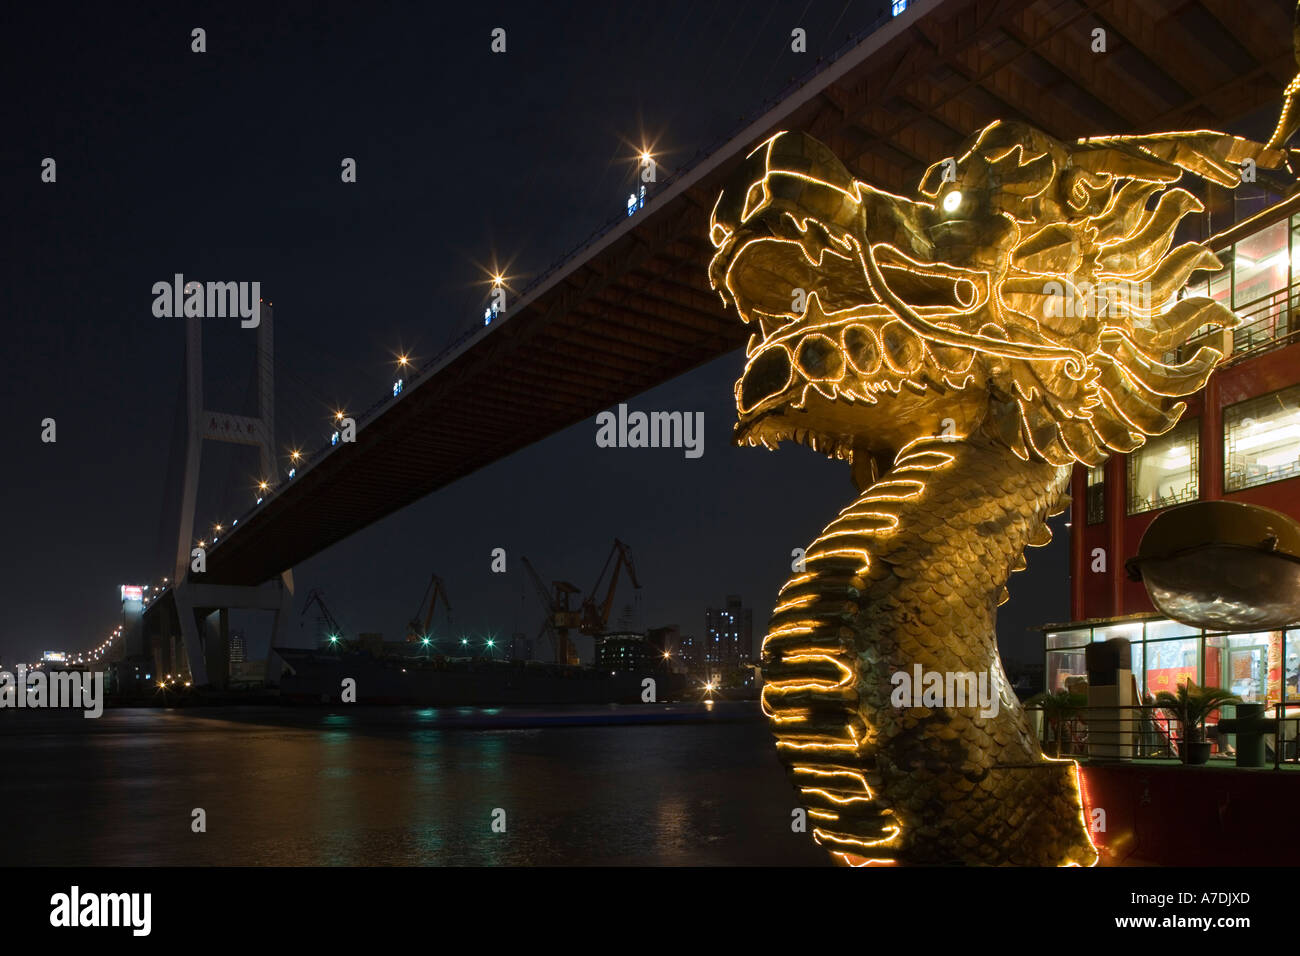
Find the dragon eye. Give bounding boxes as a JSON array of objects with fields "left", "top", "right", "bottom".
[{"left": 942, "top": 190, "right": 963, "bottom": 213}]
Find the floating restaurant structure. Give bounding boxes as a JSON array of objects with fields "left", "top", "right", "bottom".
[
  {"left": 1045, "top": 192, "right": 1300, "bottom": 865},
  {"left": 1051, "top": 194, "right": 1300, "bottom": 706}
]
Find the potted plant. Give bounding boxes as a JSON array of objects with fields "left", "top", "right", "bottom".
[
  {"left": 1154, "top": 681, "right": 1241, "bottom": 765},
  {"left": 1025, "top": 688, "right": 1087, "bottom": 757}
]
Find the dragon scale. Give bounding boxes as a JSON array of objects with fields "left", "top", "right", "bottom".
[{"left": 764, "top": 433, "right": 1092, "bottom": 865}]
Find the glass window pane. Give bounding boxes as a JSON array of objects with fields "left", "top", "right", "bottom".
[
  {"left": 1207, "top": 251, "right": 1232, "bottom": 307},
  {"left": 1233, "top": 220, "right": 1287, "bottom": 310},
  {"left": 1047, "top": 649, "right": 1087, "bottom": 692},
  {"left": 1145, "top": 637, "right": 1200, "bottom": 698},
  {"left": 1127, "top": 419, "right": 1199, "bottom": 515},
  {"left": 1286, "top": 629, "right": 1300, "bottom": 701},
  {"left": 1085, "top": 464, "right": 1105, "bottom": 524},
  {"left": 1093, "top": 621, "right": 1145, "bottom": 644},
  {"left": 1224, "top": 385, "right": 1300, "bottom": 491},
  {"left": 1145, "top": 619, "right": 1200, "bottom": 641},
  {"left": 1233, "top": 222, "right": 1289, "bottom": 354},
  {"left": 1046, "top": 628, "right": 1090, "bottom": 649},
  {"left": 1206, "top": 631, "right": 1281, "bottom": 703}
]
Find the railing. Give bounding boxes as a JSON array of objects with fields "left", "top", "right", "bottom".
[
  {"left": 1271, "top": 703, "right": 1300, "bottom": 769},
  {"left": 1169, "top": 283, "right": 1300, "bottom": 366},
  {"left": 1029, "top": 704, "right": 1178, "bottom": 761},
  {"left": 1025, "top": 702, "right": 1300, "bottom": 767}
]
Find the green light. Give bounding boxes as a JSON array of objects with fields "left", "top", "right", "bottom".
[
  {"left": 461, "top": 639, "right": 468, "bottom": 646},
  {"left": 486, "top": 639, "right": 495, "bottom": 648},
  {"left": 421, "top": 638, "right": 430, "bottom": 646},
  {"left": 328, "top": 635, "right": 338, "bottom": 644}
]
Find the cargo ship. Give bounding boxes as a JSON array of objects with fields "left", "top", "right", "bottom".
[{"left": 274, "top": 646, "right": 689, "bottom": 705}]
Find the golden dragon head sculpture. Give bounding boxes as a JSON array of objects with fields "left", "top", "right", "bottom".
[
  {"left": 709, "top": 121, "right": 1288, "bottom": 865},
  {"left": 710, "top": 122, "right": 1280, "bottom": 474}
]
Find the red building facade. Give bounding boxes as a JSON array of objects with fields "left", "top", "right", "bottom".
[{"left": 1048, "top": 194, "right": 1300, "bottom": 706}]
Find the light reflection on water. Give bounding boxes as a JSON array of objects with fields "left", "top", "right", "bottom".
[{"left": 0, "top": 703, "right": 827, "bottom": 866}]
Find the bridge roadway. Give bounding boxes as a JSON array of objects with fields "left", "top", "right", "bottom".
[{"left": 196, "top": 0, "right": 1297, "bottom": 587}]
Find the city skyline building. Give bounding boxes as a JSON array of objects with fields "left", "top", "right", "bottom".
[{"left": 704, "top": 595, "right": 753, "bottom": 669}]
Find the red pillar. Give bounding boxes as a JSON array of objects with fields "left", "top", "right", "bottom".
[
  {"left": 1070, "top": 464, "right": 1085, "bottom": 620},
  {"left": 1107, "top": 453, "right": 1126, "bottom": 616}
]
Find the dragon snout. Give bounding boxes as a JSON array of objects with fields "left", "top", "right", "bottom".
[{"left": 738, "top": 347, "right": 794, "bottom": 415}]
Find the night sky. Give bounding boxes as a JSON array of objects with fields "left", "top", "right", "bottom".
[{"left": 2, "top": 0, "right": 1069, "bottom": 669}]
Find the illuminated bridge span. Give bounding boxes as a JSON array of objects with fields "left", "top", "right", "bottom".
[{"left": 130, "top": 0, "right": 1293, "bottom": 684}]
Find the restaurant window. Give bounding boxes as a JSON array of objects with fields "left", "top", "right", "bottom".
[
  {"left": 1224, "top": 385, "right": 1300, "bottom": 492},
  {"left": 1233, "top": 221, "right": 1288, "bottom": 308},
  {"left": 1144, "top": 637, "right": 1201, "bottom": 700},
  {"left": 1206, "top": 632, "right": 1281, "bottom": 704},
  {"left": 1145, "top": 619, "right": 1199, "bottom": 641},
  {"left": 1209, "top": 254, "right": 1233, "bottom": 307},
  {"left": 1233, "top": 220, "right": 1290, "bottom": 353},
  {"left": 1085, "top": 464, "right": 1105, "bottom": 524},
  {"left": 1286, "top": 629, "right": 1300, "bottom": 702},
  {"left": 1046, "top": 648, "right": 1088, "bottom": 693},
  {"left": 1093, "top": 621, "right": 1144, "bottom": 644},
  {"left": 1127, "top": 419, "right": 1199, "bottom": 515},
  {"left": 1046, "top": 628, "right": 1090, "bottom": 650},
  {"left": 1290, "top": 214, "right": 1300, "bottom": 333}
]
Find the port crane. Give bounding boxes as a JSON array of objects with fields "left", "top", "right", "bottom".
[
  {"left": 301, "top": 588, "right": 348, "bottom": 649},
  {"left": 522, "top": 556, "right": 582, "bottom": 665},
  {"left": 581, "top": 538, "right": 641, "bottom": 635},
  {"left": 406, "top": 573, "right": 452, "bottom": 643}
]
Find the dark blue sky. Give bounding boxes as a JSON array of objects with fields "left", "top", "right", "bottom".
[{"left": 1, "top": 0, "right": 1068, "bottom": 669}]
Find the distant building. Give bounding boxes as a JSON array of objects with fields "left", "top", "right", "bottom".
[
  {"left": 596, "top": 632, "right": 653, "bottom": 673},
  {"left": 106, "top": 657, "right": 155, "bottom": 696},
  {"left": 647, "top": 625, "right": 680, "bottom": 668},
  {"left": 678, "top": 633, "right": 702, "bottom": 673},
  {"left": 704, "top": 595, "right": 753, "bottom": 668},
  {"left": 229, "top": 630, "right": 247, "bottom": 664}
]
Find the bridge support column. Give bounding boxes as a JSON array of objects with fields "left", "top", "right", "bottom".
[
  {"left": 172, "top": 577, "right": 293, "bottom": 689},
  {"left": 203, "top": 609, "right": 230, "bottom": 691},
  {"left": 266, "top": 570, "right": 294, "bottom": 686}
]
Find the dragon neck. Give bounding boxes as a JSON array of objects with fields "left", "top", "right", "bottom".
[{"left": 762, "top": 433, "right": 1096, "bottom": 866}]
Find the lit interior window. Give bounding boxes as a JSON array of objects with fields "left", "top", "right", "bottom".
[
  {"left": 1127, "top": 419, "right": 1198, "bottom": 515},
  {"left": 1233, "top": 220, "right": 1287, "bottom": 310},
  {"left": 1224, "top": 385, "right": 1300, "bottom": 492},
  {"left": 1232, "top": 220, "right": 1289, "bottom": 354}
]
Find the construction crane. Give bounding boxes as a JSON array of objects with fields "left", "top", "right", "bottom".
[
  {"left": 581, "top": 538, "right": 641, "bottom": 635},
  {"left": 406, "top": 573, "right": 452, "bottom": 643},
  {"left": 521, "top": 556, "right": 582, "bottom": 665},
  {"left": 301, "top": 588, "right": 347, "bottom": 648}
]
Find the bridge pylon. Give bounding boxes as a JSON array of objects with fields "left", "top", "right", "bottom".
[{"left": 172, "top": 301, "right": 294, "bottom": 688}]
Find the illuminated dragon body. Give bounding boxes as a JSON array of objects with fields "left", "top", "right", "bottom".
[{"left": 709, "top": 122, "right": 1283, "bottom": 865}]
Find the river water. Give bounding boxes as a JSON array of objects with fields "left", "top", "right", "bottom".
[{"left": 2, "top": 702, "right": 828, "bottom": 866}]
